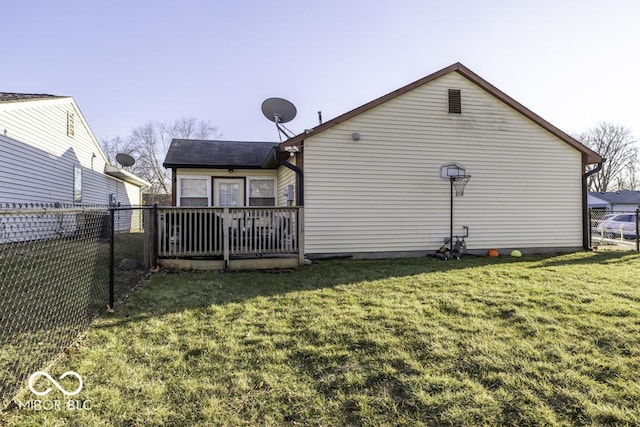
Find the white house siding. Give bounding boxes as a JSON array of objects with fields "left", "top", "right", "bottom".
[
  {"left": 0, "top": 98, "right": 108, "bottom": 172},
  {"left": 0, "top": 133, "right": 71, "bottom": 203},
  {"left": 277, "top": 157, "right": 297, "bottom": 206},
  {"left": 303, "top": 72, "right": 583, "bottom": 256},
  {"left": 611, "top": 204, "right": 640, "bottom": 212},
  {"left": 0, "top": 98, "right": 144, "bottom": 208}
]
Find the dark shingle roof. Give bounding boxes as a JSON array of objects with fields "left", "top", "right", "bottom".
[
  {"left": 589, "top": 190, "right": 640, "bottom": 205},
  {"left": 163, "top": 139, "right": 279, "bottom": 169},
  {"left": 0, "top": 92, "right": 63, "bottom": 102}
]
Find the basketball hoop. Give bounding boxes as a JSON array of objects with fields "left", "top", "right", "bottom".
[
  {"left": 439, "top": 163, "right": 472, "bottom": 253},
  {"left": 451, "top": 175, "right": 471, "bottom": 197}
]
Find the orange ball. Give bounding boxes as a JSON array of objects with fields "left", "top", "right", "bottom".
[{"left": 487, "top": 249, "right": 500, "bottom": 257}]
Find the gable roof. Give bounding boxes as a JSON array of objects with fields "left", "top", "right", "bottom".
[
  {"left": 0, "top": 92, "right": 111, "bottom": 164},
  {"left": 280, "top": 62, "right": 603, "bottom": 165},
  {"left": 0, "top": 92, "right": 149, "bottom": 188},
  {"left": 0, "top": 92, "right": 65, "bottom": 103},
  {"left": 163, "top": 139, "right": 280, "bottom": 169},
  {"left": 589, "top": 190, "right": 640, "bottom": 205}
]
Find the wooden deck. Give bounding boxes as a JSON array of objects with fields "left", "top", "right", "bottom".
[{"left": 157, "top": 207, "right": 304, "bottom": 270}]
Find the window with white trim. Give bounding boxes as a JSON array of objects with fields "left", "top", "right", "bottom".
[
  {"left": 73, "top": 165, "right": 82, "bottom": 203},
  {"left": 178, "top": 177, "right": 210, "bottom": 206},
  {"left": 219, "top": 182, "right": 240, "bottom": 207},
  {"left": 248, "top": 178, "right": 276, "bottom": 206}
]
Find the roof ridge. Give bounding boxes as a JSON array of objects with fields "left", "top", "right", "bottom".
[
  {"left": 0, "top": 92, "right": 65, "bottom": 102},
  {"left": 278, "top": 62, "right": 602, "bottom": 165}
]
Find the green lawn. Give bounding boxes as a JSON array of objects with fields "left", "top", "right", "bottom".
[
  {"left": 0, "top": 232, "right": 147, "bottom": 406},
  {"left": 4, "top": 251, "right": 640, "bottom": 426}
]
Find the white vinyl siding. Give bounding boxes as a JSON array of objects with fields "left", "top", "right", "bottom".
[
  {"left": 0, "top": 98, "right": 108, "bottom": 171},
  {"left": 303, "top": 72, "right": 583, "bottom": 255},
  {"left": 0, "top": 134, "right": 142, "bottom": 206},
  {"left": 277, "top": 157, "right": 297, "bottom": 206},
  {"left": 0, "top": 98, "right": 144, "bottom": 207}
]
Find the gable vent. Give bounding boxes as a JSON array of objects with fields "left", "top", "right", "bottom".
[
  {"left": 66, "top": 111, "right": 75, "bottom": 137},
  {"left": 448, "top": 89, "right": 461, "bottom": 114}
]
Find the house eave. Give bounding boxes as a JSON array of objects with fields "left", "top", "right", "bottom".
[
  {"left": 164, "top": 163, "right": 278, "bottom": 170},
  {"left": 104, "top": 165, "right": 151, "bottom": 188}
]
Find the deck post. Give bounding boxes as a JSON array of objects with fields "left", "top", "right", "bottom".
[
  {"left": 152, "top": 204, "right": 158, "bottom": 268},
  {"left": 223, "top": 208, "right": 230, "bottom": 270},
  {"left": 297, "top": 207, "right": 305, "bottom": 266}
]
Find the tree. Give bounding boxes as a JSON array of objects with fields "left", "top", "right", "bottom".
[
  {"left": 575, "top": 122, "right": 638, "bottom": 191},
  {"left": 102, "top": 117, "right": 221, "bottom": 195}
]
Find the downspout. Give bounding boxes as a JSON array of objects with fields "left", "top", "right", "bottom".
[
  {"left": 582, "top": 159, "right": 604, "bottom": 250},
  {"left": 273, "top": 147, "right": 304, "bottom": 206}
]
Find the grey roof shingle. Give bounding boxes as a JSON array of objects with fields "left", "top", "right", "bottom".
[
  {"left": 0, "top": 92, "right": 63, "bottom": 102},
  {"left": 163, "top": 139, "right": 280, "bottom": 169},
  {"left": 589, "top": 190, "right": 640, "bottom": 205}
]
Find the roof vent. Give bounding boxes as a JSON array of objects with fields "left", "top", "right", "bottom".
[{"left": 448, "top": 89, "right": 461, "bottom": 114}]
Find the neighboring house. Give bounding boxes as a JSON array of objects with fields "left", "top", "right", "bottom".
[
  {"left": 0, "top": 93, "right": 150, "bottom": 239},
  {"left": 164, "top": 62, "right": 603, "bottom": 258},
  {"left": 588, "top": 190, "right": 640, "bottom": 211},
  {"left": 0, "top": 92, "right": 149, "bottom": 207}
]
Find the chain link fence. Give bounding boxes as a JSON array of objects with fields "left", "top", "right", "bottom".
[
  {"left": 0, "top": 204, "right": 155, "bottom": 410},
  {"left": 589, "top": 208, "right": 640, "bottom": 251}
]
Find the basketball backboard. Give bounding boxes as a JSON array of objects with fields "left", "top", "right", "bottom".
[{"left": 440, "top": 162, "right": 467, "bottom": 180}]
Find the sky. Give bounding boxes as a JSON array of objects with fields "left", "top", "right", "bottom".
[{"left": 4, "top": 0, "right": 640, "bottom": 147}]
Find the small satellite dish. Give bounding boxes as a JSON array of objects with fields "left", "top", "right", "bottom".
[
  {"left": 115, "top": 153, "right": 135, "bottom": 168},
  {"left": 262, "top": 97, "right": 297, "bottom": 124}
]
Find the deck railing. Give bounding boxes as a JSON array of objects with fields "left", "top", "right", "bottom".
[{"left": 157, "top": 207, "right": 304, "bottom": 264}]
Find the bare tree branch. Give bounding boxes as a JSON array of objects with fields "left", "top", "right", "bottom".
[
  {"left": 575, "top": 122, "right": 638, "bottom": 191},
  {"left": 101, "top": 117, "right": 222, "bottom": 195}
]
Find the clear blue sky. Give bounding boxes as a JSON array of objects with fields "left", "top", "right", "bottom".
[{"left": 4, "top": 0, "right": 640, "bottom": 145}]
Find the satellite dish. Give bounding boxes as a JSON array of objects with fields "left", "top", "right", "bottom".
[
  {"left": 262, "top": 97, "right": 297, "bottom": 124},
  {"left": 115, "top": 153, "right": 135, "bottom": 168}
]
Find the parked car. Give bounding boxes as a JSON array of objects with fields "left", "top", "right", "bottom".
[{"left": 595, "top": 213, "right": 638, "bottom": 239}]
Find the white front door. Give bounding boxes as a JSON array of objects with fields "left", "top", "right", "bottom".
[{"left": 214, "top": 179, "right": 245, "bottom": 207}]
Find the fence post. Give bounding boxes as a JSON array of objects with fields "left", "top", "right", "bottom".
[
  {"left": 109, "top": 208, "right": 115, "bottom": 309},
  {"left": 152, "top": 204, "right": 159, "bottom": 268},
  {"left": 636, "top": 208, "right": 640, "bottom": 252},
  {"left": 588, "top": 208, "right": 592, "bottom": 250}
]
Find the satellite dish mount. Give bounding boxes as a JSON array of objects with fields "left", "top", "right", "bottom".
[{"left": 261, "top": 97, "right": 297, "bottom": 142}]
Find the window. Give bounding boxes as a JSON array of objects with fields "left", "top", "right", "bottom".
[
  {"left": 178, "top": 177, "right": 209, "bottom": 206},
  {"left": 73, "top": 166, "right": 82, "bottom": 203},
  {"left": 214, "top": 179, "right": 244, "bottom": 207},
  {"left": 67, "top": 111, "right": 75, "bottom": 137},
  {"left": 248, "top": 178, "right": 275, "bottom": 206},
  {"left": 448, "top": 89, "right": 462, "bottom": 114},
  {"left": 219, "top": 182, "right": 240, "bottom": 207}
]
